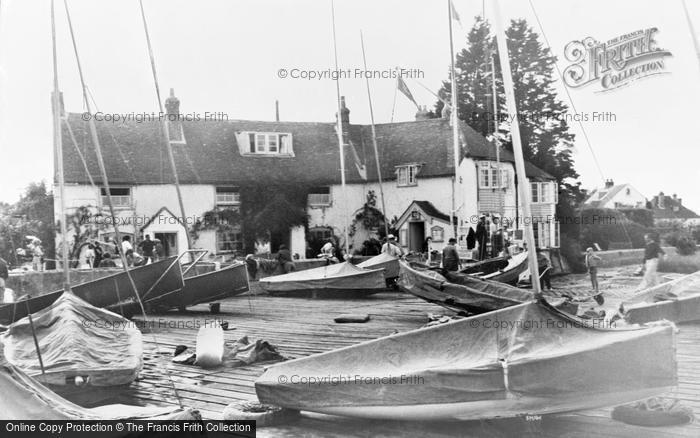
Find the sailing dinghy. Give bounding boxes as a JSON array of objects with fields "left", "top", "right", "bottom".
[
  {"left": 357, "top": 253, "right": 400, "bottom": 280},
  {"left": 398, "top": 261, "right": 533, "bottom": 314},
  {"left": 255, "top": 300, "right": 676, "bottom": 420},
  {"left": 622, "top": 270, "right": 700, "bottom": 324},
  {"left": 1, "top": 292, "right": 142, "bottom": 387},
  {"left": 258, "top": 262, "right": 386, "bottom": 298}
]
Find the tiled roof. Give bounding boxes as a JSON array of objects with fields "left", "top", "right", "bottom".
[
  {"left": 59, "top": 114, "right": 553, "bottom": 186},
  {"left": 413, "top": 201, "right": 452, "bottom": 223},
  {"left": 584, "top": 185, "right": 627, "bottom": 208},
  {"left": 651, "top": 196, "right": 700, "bottom": 219}
]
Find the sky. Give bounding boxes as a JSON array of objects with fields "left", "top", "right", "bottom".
[{"left": 1, "top": 0, "right": 699, "bottom": 212}]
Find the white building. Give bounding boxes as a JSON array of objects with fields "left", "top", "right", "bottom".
[
  {"left": 584, "top": 180, "right": 647, "bottom": 209},
  {"left": 55, "top": 92, "right": 559, "bottom": 259}
]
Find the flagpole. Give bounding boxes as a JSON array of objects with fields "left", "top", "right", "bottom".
[
  {"left": 492, "top": 0, "right": 542, "bottom": 297},
  {"left": 390, "top": 77, "right": 398, "bottom": 123},
  {"left": 331, "top": 0, "right": 350, "bottom": 258},
  {"left": 360, "top": 31, "right": 390, "bottom": 238},
  {"left": 683, "top": 0, "right": 700, "bottom": 69},
  {"left": 448, "top": 0, "right": 460, "bottom": 239}
]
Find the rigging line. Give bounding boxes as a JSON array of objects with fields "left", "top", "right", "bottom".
[
  {"left": 138, "top": 0, "right": 192, "bottom": 249},
  {"left": 527, "top": 0, "right": 606, "bottom": 182},
  {"left": 528, "top": 0, "right": 634, "bottom": 247},
  {"left": 62, "top": 0, "right": 184, "bottom": 409},
  {"left": 63, "top": 117, "right": 96, "bottom": 188}
]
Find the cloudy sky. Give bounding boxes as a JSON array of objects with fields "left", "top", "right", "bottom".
[{"left": 1, "top": 0, "right": 699, "bottom": 212}]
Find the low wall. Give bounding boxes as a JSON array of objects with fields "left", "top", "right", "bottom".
[
  {"left": 7, "top": 268, "right": 122, "bottom": 296},
  {"left": 582, "top": 246, "right": 677, "bottom": 268}
]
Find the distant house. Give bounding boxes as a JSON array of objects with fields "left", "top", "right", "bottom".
[
  {"left": 55, "top": 91, "right": 558, "bottom": 259},
  {"left": 650, "top": 192, "right": 700, "bottom": 228},
  {"left": 584, "top": 180, "right": 647, "bottom": 209}
]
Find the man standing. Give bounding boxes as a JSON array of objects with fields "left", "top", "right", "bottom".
[
  {"left": 639, "top": 233, "right": 665, "bottom": 290},
  {"left": 381, "top": 235, "right": 404, "bottom": 258},
  {"left": 31, "top": 239, "right": 44, "bottom": 271},
  {"left": 442, "top": 238, "right": 460, "bottom": 272},
  {"left": 121, "top": 236, "right": 134, "bottom": 267},
  {"left": 277, "top": 244, "right": 295, "bottom": 273},
  {"left": 475, "top": 216, "right": 488, "bottom": 260},
  {"left": 138, "top": 234, "right": 156, "bottom": 264},
  {"left": 585, "top": 247, "right": 604, "bottom": 304},
  {"left": 0, "top": 256, "right": 9, "bottom": 302}
]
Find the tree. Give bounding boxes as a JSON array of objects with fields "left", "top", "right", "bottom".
[{"left": 436, "top": 17, "right": 586, "bottom": 236}]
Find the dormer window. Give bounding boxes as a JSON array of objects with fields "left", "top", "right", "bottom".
[
  {"left": 478, "top": 163, "right": 507, "bottom": 189},
  {"left": 397, "top": 164, "right": 419, "bottom": 187},
  {"left": 237, "top": 131, "right": 293, "bottom": 156}
]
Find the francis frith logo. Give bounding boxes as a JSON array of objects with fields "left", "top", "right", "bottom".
[{"left": 563, "top": 28, "right": 672, "bottom": 92}]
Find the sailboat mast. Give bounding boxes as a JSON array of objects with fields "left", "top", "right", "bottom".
[
  {"left": 51, "top": 0, "right": 70, "bottom": 291},
  {"left": 331, "top": 0, "right": 350, "bottom": 257},
  {"left": 448, "top": 0, "right": 460, "bottom": 239},
  {"left": 492, "top": 0, "right": 542, "bottom": 296},
  {"left": 360, "top": 31, "right": 390, "bottom": 238}
]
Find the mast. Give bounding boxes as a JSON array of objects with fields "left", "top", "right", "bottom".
[
  {"left": 360, "top": 31, "right": 390, "bottom": 238},
  {"left": 138, "top": 0, "right": 192, "bottom": 250},
  {"left": 448, "top": 0, "right": 461, "bottom": 239},
  {"left": 492, "top": 0, "right": 542, "bottom": 297},
  {"left": 51, "top": 0, "right": 70, "bottom": 291},
  {"left": 683, "top": 0, "right": 700, "bottom": 68},
  {"left": 491, "top": 55, "right": 503, "bottom": 220},
  {"left": 331, "top": 0, "right": 350, "bottom": 258}
]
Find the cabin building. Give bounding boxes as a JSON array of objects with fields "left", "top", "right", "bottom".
[{"left": 55, "top": 91, "right": 558, "bottom": 260}]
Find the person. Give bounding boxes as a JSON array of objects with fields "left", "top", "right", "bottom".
[
  {"left": 536, "top": 249, "right": 552, "bottom": 291},
  {"left": 277, "top": 244, "right": 295, "bottom": 273},
  {"left": 154, "top": 238, "right": 164, "bottom": 261},
  {"left": 422, "top": 236, "right": 433, "bottom": 262},
  {"left": 381, "top": 235, "right": 404, "bottom": 258},
  {"left": 98, "top": 252, "right": 117, "bottom": 268},
  {"left": 245, "top": 254, "right": 258, "bottom": 280},
  {"left": 85, "top": 243, "right": 96, "bottom": 269},
  {"left": 93, "top": 242, "right": 103, "bottom": 268},
  {"left": 638, "top": 233, "right": 665, "bottom": 290},
  {"left": 585, "top": 247, "right": 603, "bottom": 303},
  {"left": 318, "top": 239, "right": 338, "bottom": 264},
  {"left": 138, "top": 234, "right": 156, "bottom": 264},
  {"left": 121, "top": 236, "right": 134, "bottom": 267},
  {"left": 0, "top": 256, "right": 9, "bottom": 302},
  {"left": 442, "top": 238, "right": 460, "bottom": 272},
  {"left": 31, "top": 239, "right": 44, "bottom": 271},
  {"left": 475, "top": 216, "right": 488, "bottom": 260}
]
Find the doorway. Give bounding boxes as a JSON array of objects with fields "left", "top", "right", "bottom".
[
  {"left": 269, "top": 229, "right": 291, "bottom": 254},
  {"left": 408, "top": 222, "right": 425, "bottom": 253},
  {"left": 154, "top": 232, "right": 178, "bottom": 257}
]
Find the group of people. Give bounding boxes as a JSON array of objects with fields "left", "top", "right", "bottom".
[
  {"left": 82, "top": 234, "right": 162, "bottom": 269},
  {"left": 473, "top": 215, "right": 510, "bottom": 261}
]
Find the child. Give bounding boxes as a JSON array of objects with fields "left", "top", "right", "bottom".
[{"left": 585, "top": 247, "right": 604, "bottom": 305}]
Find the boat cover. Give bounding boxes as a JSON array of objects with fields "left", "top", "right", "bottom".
[
  {"left": 459, "top": 257, "right": 509, "bottom": 275},
  {"left": 357, "top": 253, "right": 400, "bottom": 278},
  {"left": 623, "top": 270, "right": 700, "bottom": 324},
  {"left": 256, "top": 301, "right": 676, "bottom": 420},
  {"left": 0, "top": 339, "right": 197, "bottom": 421},
  {"left": 259, "top": 262, "right": 385, "bottom": 293},
  {"left": 481, "top": 251, "right": 529, "bottom": 281},
  {"left": 398, "top": 261, "right": 532, "bottom": 313},
  {"left": 1, "top": 292, "right": 142, "bottom": 386}
]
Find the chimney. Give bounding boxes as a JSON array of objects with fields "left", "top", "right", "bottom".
[
  {"left": 673, "top": 193, "right": 677, "bottom": 200},
  {"left": 165, "top": 88, "right": 180, "bottom": 116},
  {"left": 275, "top": 100, "right": 280, "bottom": 122},
  {"left": 658, "top": 191, "right": 665, "bottom": 209},
  {"left": 415, "top": 105, "right": 430, "bottom": 121},
  {"left": 336, "top": 96, "right": 350, "bottom": 124},
  {"left": 604, "top": 179, "right": 614, "bottom": 189},
  {"left": 678, "top": 198, "right": 682, "bottom": 205}
]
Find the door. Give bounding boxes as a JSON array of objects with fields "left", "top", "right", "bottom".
[
  {"left": 408, "top": 222, "right": 425, "bottom": 253},
  {"left": 155, "top": 232, "right": 178, "bottom": 257},
  {"left": 269, "top": 229, "right": 291, "bottom": 254}
]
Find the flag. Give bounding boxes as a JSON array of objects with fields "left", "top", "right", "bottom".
[
  {"left": 397, "top": 77, "right": 420, "bottom": 109},
  {"left": 449, "top": 0, "right": 461, "bottom": 24},
  {"left": 348, "top": 140, "right": 368, "bottom": 180}
]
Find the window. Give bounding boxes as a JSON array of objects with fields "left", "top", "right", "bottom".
[
  {"left": 479, "top": 165, "right": 507, "bottom": 189},
  {"left": 531, "top": 182, "right": 556, "bottom": 204},
  {"left": 100, "top": 187, "right": 131, "bottom": 208},
  {"left": 430, "top": 226, "right": 444, "bottom": 242},
  {"left": 216, "top": 229, "right": 243, "bottom": 253},
  {"left": 308, "top": 187, "right": 331, "bottom": 206},
  {"left": 309, "top": 226, "right": 334, "bottom": 242},
  {"left": 397, "top": 165, "right": 419, "bottom": 187},
  {"left": 215, "top": 187, "right": 240, "bottom": 206},
  {"left": 244, "top": 132, "right": 293, "bottom": 155}
]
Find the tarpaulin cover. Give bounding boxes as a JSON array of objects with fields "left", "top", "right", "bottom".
[
  {"left": 255, "top": 301, "right": 676, "bottom": 421},
  {"left": 460, "top": 257, "right": 509, "bottom": 275},
  {"left": 258, "top": 261, "right": 385, "bottom": 293},
  {"left": 481, "top": 251, "right": 530, "bottom": 284},
  {"left": 357, "top": 253, "right": 400, "bottom": 279},
  {"left": 624, "top": 270, "right": 700, "bottom": 324},
  {"left": 0, "top": 339, "right": 198, "bottom": 421},
  {"left": 398, "top": 261, "right": 532, "bottom": 314},
  {"left": 1, "top": 292, "right": 142, "bottom": 386}
]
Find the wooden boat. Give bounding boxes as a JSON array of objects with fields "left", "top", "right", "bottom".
[
  {"left": 357, "top": 253, "right": 400, "bottom": 279},
  {"left": 258, "top": 261, "right": 386, "bottom": 298},
  {"left": 477, "top": 251, "right": 531, "bottom": 285},
  {"left": 1, "top": 292, "right": 142, "bottom": 388},
  {"left": 0, "top": 256, "right": 184, "bottom": 324},
  {"left": 459, "top": 256, "right": 509, "bottom": 276},
  {"left": 622, "top": 270, "right": 700, "bottom": 324},
  {"left": 149, "top": 262, "right": 250, "bottom": 312},
  {"left": 255, "top": 300, "right": 677, "bottom": 421},
  {"left": 398, "top": 261, "right": 533, "bottom": 314}
]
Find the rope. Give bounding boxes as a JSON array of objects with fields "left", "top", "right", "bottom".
[
  {"left": 62, "top": 0, "right": 184, "bottom": 409},
  {"left": 63, "top": 117, "right": 96, "bottom": 188}
]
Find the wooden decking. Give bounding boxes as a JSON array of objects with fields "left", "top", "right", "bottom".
[{"left": 72, "top": 278, "right": 700, "bottom": 437}]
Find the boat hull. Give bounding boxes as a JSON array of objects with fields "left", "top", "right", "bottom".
[
  {"left": 398, "top": 261, "right": 532, "bottom": 314},
  {"left": 623, "top": 271, "right": 700, "bottom": 324},
  {"left": 255, "top": 301, "right": 677, "bottom": 421}
]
